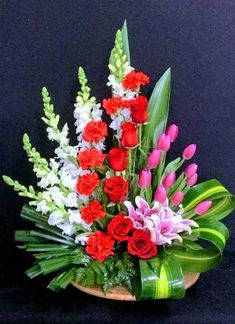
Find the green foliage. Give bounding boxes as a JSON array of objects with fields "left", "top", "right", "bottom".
[
  {"left": 41, "top": 87, "right": 60, "bottom": 129},
  {"left": 76, "top": 67, "right": 96, "bottom": 105}
]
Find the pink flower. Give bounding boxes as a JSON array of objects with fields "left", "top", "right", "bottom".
[
  {"left": 138, "top": 169, "right": 152, "bottom": 188},
  {"left": 195, "top": 200, "right": 212, "bottom": 215},
  {"left": 154, "top": 186, "right": 167, "bottom": 204},
  {"left": 171, "top": 191, "right": 184, "bottom": 205},
  {"left": 185, "top": 163, "right": 198, "bottom": 178},
  {"left": 166, "top": 124, "right": 179, "bottom": 142},
  {"left": 162, "top": 172, "right": 176, "bottom": 189},
  {"left": 186, "top": 173, "right": 198, "bottom": 187},
  {"left": 157, "top": 133, "right": 171, "bottom": 152},
  {"left": 183, "top": 144, "right": 197, "bottom": 160},
  {"left": 147, "top": 149, "right": 161, "bottom": 169}
]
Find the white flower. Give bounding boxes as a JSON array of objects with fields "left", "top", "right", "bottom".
[
  {"left": 56, "top": 222, "right": 77, "bottom": 236},
  {"left": 75, "top": 233, "right": 89, "bottom": 245},
  {"left": 68, "top": 209, "right": 91, "bottom": 230},
  {"left": 36, "top": 200, "right": 50, "bottom": 214},
  {"left": 63, "top": 192, "right": 78, "bottom": 208},
  {"left": 47, "top": 186, "right": 64, "bottom": 207},
  {"left": 48, "top": 210, "right": 64, "bottom": 225},
  {"left": 37, "top": 170, "right": 59, "bottom": 188}
]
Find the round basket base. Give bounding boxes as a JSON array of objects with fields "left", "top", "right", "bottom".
[{"left": 72, "top": 272, "right": 200, "bottom": 301}]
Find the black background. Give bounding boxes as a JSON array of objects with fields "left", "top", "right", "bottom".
[{"left": 0, "top": 1, "right": 235, "bottom": 323}]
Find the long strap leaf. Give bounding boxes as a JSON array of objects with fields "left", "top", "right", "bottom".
[
  {"left": 135, "top": 255, "right": 185, "bottom": 300},
  {"left": 121, "top": 20, "right": 130, "bottom": 64}
]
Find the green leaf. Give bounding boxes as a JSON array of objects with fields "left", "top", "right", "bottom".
[
  {"left": 166, "top": 246, "right": 222, "bottom": 273},
  {"left": 25, "top": 264, "right": 42, "bottom": 278},
  {"left": 47, "top": 268, "right": 76, "bottom": 291},
  {"left": 162, "top": 157, "right": 184, "bottom": 179},
  {"left": 121, "top": 20, "right": 130, "bottom": 64},
  {"left": 183, "top": 179, "right": 235, "bottom": 217},
  {"left": 192, "top": 219, "right": 229, "bottom": 252},
  {"left": 135, "top": 255, "right": 185, "bottom": 300},
  {"left": 143, "top": 68, "right": 171, "bottom": 154}
]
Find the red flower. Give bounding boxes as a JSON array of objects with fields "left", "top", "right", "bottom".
[
  {"left": 122, "top": 71, "right": 150, "bottom": 90},
  {"left": 81, "top": 199, "right": 106, "bottom": 224},
  {"left": 121, "top": 122, "right": 139, "bottom": 148},
  {"left": 107, "top": 147, "right": 128, "bottom": 171},
  {"left": 127, "top": 230, "right": 157, "bottom": 259},
  {"left": 104, "top": 176, "right": 129, "bottom": 203},
  {"left": 85, "top": 231, "right": 115, "bottom": 262},
  {"left": 103, "top": 97, "right": 131, "bottom": 115},
  {"left": 77, "top": 148, "right": 106, "bottom": 170},
  {"left": 82, "top": 120, "right": 107, "bottom": 142},
  {"left": 108, "top": 213, "right": 133, "bottom": 241},
  {"left": 130, "top": 96, "right": 148, "bottom": 124},
  {"left": 76, "top": 173, "right": 100, "bottom": 196}
]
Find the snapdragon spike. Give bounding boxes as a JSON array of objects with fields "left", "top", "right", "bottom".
[
  {"left": 147, "top": 149, "right": 161, "bottom": 169},
  {"left": 157, "top": 133, "right": 171, "bottom": 152},
  {"left": 166, "top": 124, "right": 179, "bottom": 142},
  {"left": 162, "top": 172, "right": 176, "bottom": 188},
  {"left": 195, "top": 200, "right": 212, "bottom": 215},
  {"left": 183, "top": 144, "right": 197, "bottom": 160},
  {"left": 171, "top": 191, "right": 184, "bottom": 205},
  {"left": 185, "top": 163, "right": 198, "bottom": 178},
  {"left": 154, "top": 186, "right": 167, "bottom": 203},
  {"left": 138, "top": 169, "right": 152, "bottom": 188}
]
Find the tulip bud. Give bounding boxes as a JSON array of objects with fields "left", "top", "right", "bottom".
[
  {"left": 147, "top": 149, "right": 161, "bottom": 169},
  {"left": 162, "top": 172, "right": 176, "bottom": 189},
  {"left": 157, "top": 133, "right": 171, "bottom": 152},
  {"left": 171, "top": 191, "right": 184, "bottom": 205},
  {"left": 182, "top": 144, "right": 197, "bottom": 160},
  {"left": 154, "top": 186, "right": 167, "bottom": 204},
  {"left": 195, "top": 200, "right": 212, "bottom": 215},
  {"left": 186, "top": 173, "right": 198, "bottom": 187},
  {"left": 185, "top": 163, "right": 198, "bottom": 178},
  {"left": 138, "top": 169, "right": 152, "bottom": 188},
  {"left": 166, "top": 124, "right": 179, "bottom": 142}
]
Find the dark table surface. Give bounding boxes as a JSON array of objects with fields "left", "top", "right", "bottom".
[{"left": 0, "top": 1, "right": 235, "bottom": 323}]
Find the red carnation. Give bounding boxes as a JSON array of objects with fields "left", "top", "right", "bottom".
[
  {"left": 85, "top": 231, "right": 115, "bottom": 262},
  {"left": 104, "top": 176, "right": 129, "bottom": 203},
  {"left": 122, "top": 71, "right": 150, "bottom": 91},
  {"left": 127, "top": 230, "right": 157, "bottom": 259},
  {"left": 81, "top": 199, "right": 106, "bottom": 224},
  {"left": 103, "top": 97, "right": 131, "bottom": 115},
  {"left": 130, "top": 95, "right": 148, "bottom": 124},
  {"left": 108, "top": 213, "right": 133, "bottom": 241},
  {"left": 107, "top": 147, "right": 128, "bottom": 171},
  {"left": 76, "top": 173, "right": 100, "bottom": 196},
  {"left": 82, "top": 120, "right": 107, "bottom": 142},
  {"left": 121, "top": 122, "right": 139, "bottom": 148},
  {"left": 77, "top": 148, "right": 106, "bottom": 170}
]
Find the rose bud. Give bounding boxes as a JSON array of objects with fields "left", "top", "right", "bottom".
[
  {"left": 171, "top": 191, "right": 184, "bottom": 205},
  {"left": 107, "top": 147, "right": 128, "bottom": 171},
  {"left": 121, "top": 122, "right": 139, "bottom": 148},
  {"left": 166, "top": 124, "right": 179, "bottom": 142},
  {"left": 195, "top": 200, "right": 212, "bottom": 215},
  {"left": 183, "top": 144, "right": 197, "bottom": 160},
  {"left": 147, "top": 149, "right": 161, "bottom": 169},
  {"left": 184, "top": 163, "right": 198, "bottom": 178},
  {"left": 186, "top": 173, "right": 198, "bottom": 187},
  {"left": 138, "top": 169, "right": 152, "bottom": 188},
  {"left": 157, "top": 133, "right": 171, "bottom": 152},
  {"left": 130, "top": 95, "right": 148, "bottom": 124},
  {"left": 154, "top": 186, "right": 167, "bottom": 204},
  {"left": 162, "top": 171, "right": 176, "bottom": 189}
]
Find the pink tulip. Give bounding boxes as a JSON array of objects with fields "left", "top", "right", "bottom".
[
  {"left": 183, "top": 144, "right": 197, "bottom": 160},
  {"left": 171, "top": 191, "right": 184, "bottom": 205},
  {"left": 185, "top": 163, "right": 198, "bottom": 178},
  {"left": 157, "top": 133, "right": 171, "bottom": 152},
  {"left": 147, "top": 149, "right": 161, "bottom": 169},
  {"left": 162, "top": 172, "right": 176, "bottom": 188},
  {"left": 154, "top": 186, "right": 167, "bottom": 204},
  {"left": 186, "top": 173, "right": 198, "bottom": 187},
  {"left": 195, "top": 200, "right": 212, "bottom": 215},
  {"left": 138, "top": 169, "right": 152, "bottom": 188},
  {"left": 166, "top": 124, "right": 179, "bottom": 142}
]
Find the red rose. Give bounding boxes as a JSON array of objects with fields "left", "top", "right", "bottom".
[
  {"left": 107, "top": 147, "right": 128, "bottom": 171},
  {"left": 81, "top": 199, "right": 105, "bottom": 224},
  {"left": 121, "top": 122, "right": 139, "bottom": 148},
  {"left": 82, "top": 120, "right": 107, "bottom": 142},
  {"left": 130, "top": 96, "right": 148, "bottom": 124},
  {"left": 127, "top": 230, "right": 157, "bottom": 259},
  {"left": 76, "top": 172, "right": 100, "bottom": 196},
  {"left": 85, "top": 231, "right": 115, "bottom": 262},
  {"left": 122, "top": 71, "right": 150, "bottom": 90},
  {"left": 104, "top": 176, "right": 129, "bottom": 203},
  {"left": 108, "top": 213, "right": 133, "bottom": 241}
]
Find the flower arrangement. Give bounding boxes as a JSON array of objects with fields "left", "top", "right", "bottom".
[{"left": 3, "top": 21, "right": 235, "bottom": 300}]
